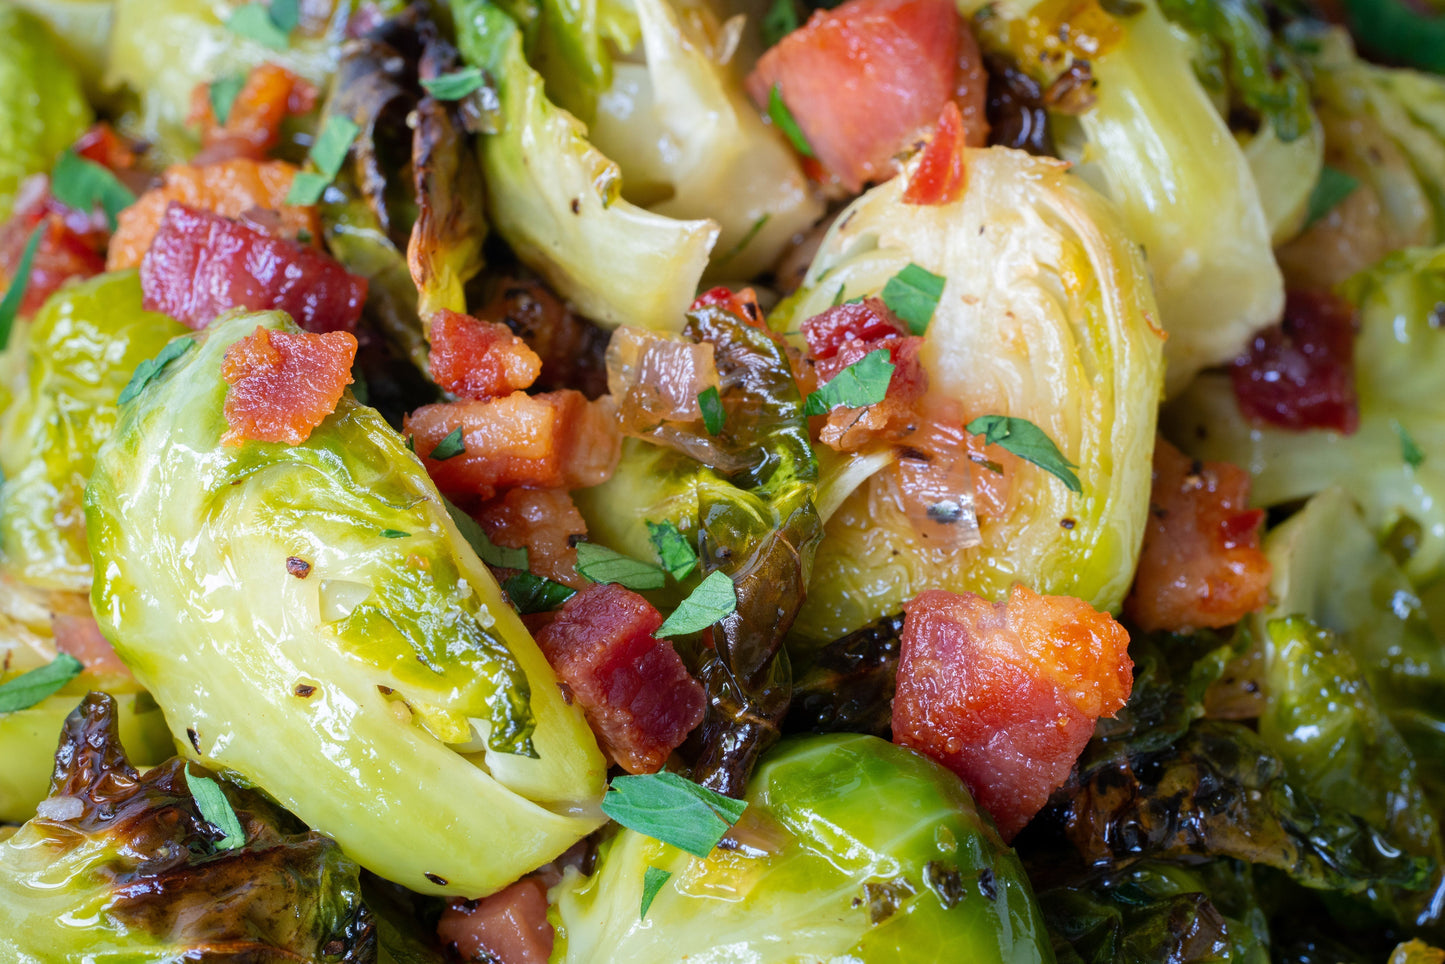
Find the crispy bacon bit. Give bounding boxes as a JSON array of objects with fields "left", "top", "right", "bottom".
[
  {"left": 221, "top": 326, "right": 357, "bottom": 446},
  {"left": 141, "top": 204, "right": 366, "bottom": 333},
  {"left": 690, "top": 286, "right": 764, "bottom": 326},
  {"left": 903, "top": 102, "right": 967, "bottom": 205},
  {"left": 606, "top": 326, "right": 720, "bottom": 432},
  {"left": 800, "top": 298, "right": 927, "bottom": 451},
  {"left": 477, "top": 488, "right": 589, "bottom": 590},
  {"left": 52, "top": 612, "right": 130, "bottom": 679},
  {"left": 535, "top": 584, "right": 707, "bottom": 773},
  {"left": 438, "top": 878, "right": 553, "bottom": 964},
  {"left": 892, "top": 585, "right": 1133, "bottom": 841},
  {"left": 746, "top": 0, "right": 965, "bottom": 191},
  {"left": 405, "top": 393, "right": 621, "bottom": 503},
  {"left": 1231, "top": 290, "right": 1359, "bottom": 434},
  {"left": 189, "top": 64, "right": 319, "bottom": 165},
  {"left": 108, "top": 160, "right": 319, "bottom": 270},
  {"left": 428, "top": 309, "right": 543, "bottom": 400},
  {"left": 477, "top": 277, "right": 609, "bottom": 398},
  {"left": 1124, "top": 439, "right": 1271, "bottom": 634}
]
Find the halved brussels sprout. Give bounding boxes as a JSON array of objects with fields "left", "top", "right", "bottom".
[
  {"left": 8, "top": 0, "right": 113, "bottom": 101},
  {"left": 1164, "top": 245, "right": 1445, "bottom": 587},
  {"left": 963, "top": 0, "right": 1284, "bottom": 396},
  {"left": 778, "top": 146, "right": 1165, "bottom": 643},
  {"left": 0, "top": 3, "right": 92, "bottom": 222},
  {"left": 552, "top": 734, "right": 1051, "bottom": 963},
  {"left": 85, "top": 310, "right": 607, "bottom": 897},
  {"left": 0, "top": 271, "right": 188, "bottom": 593},
  {"left": 586, "top": 0, "right": 823, "bottom": 280},
  {"left": 451, "top": 0, "right": 720, "bottom": 331}
]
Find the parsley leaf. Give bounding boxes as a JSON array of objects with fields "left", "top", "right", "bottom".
[
  {"left": 209, "top": 74, "right": 247, "bottom": 125},
  {"left": 601, "top": 770, "right": 748, "bottom": 857},
  {"left": 647, "top": 520, "right": 698, "bottom": 581},
  {"left": 118, "top": 338, "right": 195, "bottom": 405},
  {"left": 50, "top": 150, "right": 136, "bottom": 231},
  {"left": 0, "top": 225, "right": 43, "bottom": 350},
  {"left": 503, "top": 572, "right": 576, "bottom": 614},
  {"left": 803, "top": 349, "right": 894, "bottom": 416},
  {"left": 1305, "top": 165, "right": 1359, "bottom": 229},
  {"left": 966, "top": 414, "right": 1082, "bottom": 494},
  {"left": 698, "top": 386, "right": 724, "bottom": 435},
  {"left": 379, "top": 529, "right": 410, "bottom": 539},
  {"left": 881, "top": 263, "right": 945, "bottom": 334},
  {"left": 575, "top": 542, "right": 666, "bottom": 591},
  {"left": 641, "top": 866, "right": 672, "bottom": 920},
  {"left": 443, "top": 497, "right": 529, "bottom": 569},
  {"left": 268, "top": 0, "right": 299, "bottom": 32},
  {"left": 1396, "top": 420, "right": 1425, "bottom": 469},
  {"left": 767, "top": 84, "right": 814, "bottom": 158},
  {"left": 655, "top": 571, "right": 736, "bottom": 638},
  {"left": 429, "top": 426, "right": 466, "bottom": 461},
  {"left": 285, "top": 115, "right": 360, "bottom": 205},
  {"left": 761, "top": 0, "right": 799, "bottom": 48},
  {"left": 185, "top": 767, "right": 246, "bottom": 851},
  {"left": 0, "top": 653, "right": 83, "bottom": 713},
  {"left": 421, "top": 67, "right": 487, "bottom": 101},
  {"left": 226, "top": 3, "right": 291, "bottom": 50}
]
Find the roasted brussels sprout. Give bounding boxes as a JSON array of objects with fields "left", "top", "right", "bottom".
[
  {"left": 776, "top": 146, "right": 1164, "bottom": 643},
  {"left": 0, "top": 3, "right": 92, "bottom": 221},
  {"left": 85, "top": 310, "right": 607, "bottom": 897},
  {"left": 0, "top": 271, "right": 187, "bottom": 593},
  {"left": 552, "top": 734, "right": 1052, "bottom": 963}
]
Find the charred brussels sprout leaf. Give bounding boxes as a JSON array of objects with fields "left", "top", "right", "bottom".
[
  {"left": 0, "top": 4, "right": 91, "bottom": 222},
  {"left": 0, "top": 272, "right": 188, "bottom": 592},
  {"left": 785, "top": 612, "right": 904, "bottom": 738},
  {"left": 85, "top": 310, "right": 606, "bottom": 897},
  {"left": 0, "top": 693, "right": 375, "bottom": 962},
  {"left": 552, "top": 734, "right": 1052, "bottom": 963},
  {"left": 778, "top": 146, "right": 1163, "bottom": 643}
]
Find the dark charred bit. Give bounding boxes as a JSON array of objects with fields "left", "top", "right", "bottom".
[
  {"left": 923, "top": 860, "right": 966, "bottom": 909},
  {"left": 862, "top": 877, "right": 918, "bottom": 924},
  {"left": 187, "top": 728, "right": 202, "bottom": 753},
  {"left": 1060, "top": 517, "right": 1077, "bottom": 530},
  {"left": 570, "top": 197, "right": 581, "bottom": 214},
  {"left": 1042, "top": 60, "right": 1098, "bottom": 115},
  {"left": 977, "top": 867, "right": 998, "bottom": 902},
  {"left": 424, "top": 873, "right": 448, "bottom": 886},
  {"left": 557, "top": 681, "right": 575, "bottom": 706},
  {"left": 984, "top": 53, "right": 1055, "bottom": 156},
  {"left": 286, "top": 556, "right": 312, "bottom": 578},
  {"left": 927, "top": 501, "right": 964, "bottom": 524},
  {"left": 295, "top": 683, "right": 318, "bottom": 698},
  {"left": 786, "top": 612, "right": 906, "bottom": 738},
  {"left": 481, "top": 275, "right": 610, "bottom": 398}
]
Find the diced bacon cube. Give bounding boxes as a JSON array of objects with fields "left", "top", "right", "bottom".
[
  {"left": 141, "top": 204, "right": 366, "bottom": 333},
  {"left": 108, "top": 159, "right": 319, "bottom": 270},
  {"left": 534, "top": 584, "right": 707, "bottom": 774},
  {"left": 892, "top": 585, "right": 1133, "bottom": 841},
  {"left": 902, "top": 101, "right": 967, "bottom": 206},
  {"left": 1123, "top": 438, "right": 1271, "bottom": 633},
  {"left": 189, "top": 63, "right": 319, "bottom": 165},
  {"left": 801, "top": 298, "right": 908, "bottom": 360},
  {"left": 438, "top": 878, "right": 553, "bottom": 964},
  {"left": 428, "top": 309, "right": 542, "bottom": 400},
  {"left": 221, "top": 325, "right": 357, "bottom": 446},
  {"left": 1231, "top": 290, "right": 1359, "bottom": 434},
  {"left": 405, "top": 392, "right": 621, "bottom": 502},
  {"left": 477, "top": 488, "right": 588, "bottom": 590}
]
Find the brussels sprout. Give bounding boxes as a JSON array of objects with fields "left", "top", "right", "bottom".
[
  {"left": 8, "top": 0, "right": 114, "bottom": 100},
  {"left": 1164, "top": 246, "right": 1445, "bottom": 586},
  {"left": 585, "top": 0, "right": 824, "bottom": 280},
  {"left": 1240, "top": 117, "right": 1326, "bottom": 247},
  {"left": 0, "top": 3, "right": 92, "bottom": 222},
  {"left": 85, "top": 310, "right": 607, "bottom": 897},
  {"left": 962, "top": 0, "right": 1284, "bottom": 396},
  {"left": 0, "top": 271, "right": 188, "bottom": 593},
  {"left": 501, "top": 0, "right": 640, "bottom": 123},
  {"left": 775, "top": 146, "right": 1164, "bottom": 643},
  {"left": 551, "top": 734, "right": 1052, "bottom": 963},
  {"left": 105, "top": 0, "right": 345, "bottom": 161},
  {"left": 0, "top": 693, "right": 375, "bottom": 961},
  {"left": 450, "top": 0, "right": 720, "bottom": 331}
]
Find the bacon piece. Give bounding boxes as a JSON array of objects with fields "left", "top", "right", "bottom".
[
  {"left": 477, "top": 488, "right": 588, "bottom": 590},
  {"left": 534, "top": 584, "right": 707, "bottom": 773},
  {"left": 405, "top": 393, "right": 621, "bottom": 502},
  {"left": 1231, "top": 290, "right": 1359, "bottom": 434},
  {"left": 1124, "top": 439, "right": 1271, "bottom": 633},
  {"left": 903, "top": 102, "right": 967, "bottom": 206},
  {"left": 140, "top": 204, "right": 366, "bottom": 333},
  {"left": 801, "top": 297, "right": 909, "bottom": 359},
  {"left": 690, "top": 286, "right": 764, "bottom": 327},
  {"left": 438, "top": 878, "right": 553, "bottom": 964},
  {"left": 892, "top": 585, "right": 1133, "bottom": 841},
  {"left": 108, "top": 160, "right": 319, "bottom": 270},
  {"left": 221, "top": 326, "right": 357, "bottom": 446},
  {"left": 189, "top": 63, "right": 319, "bottom": 164},
  {"left": 52, "top": 611, "right": 130, "bottom": 679},
  {"left": 746, "top": 0, "right": 963, "bottom": 191},
  {"left": 429, "top": 309, "right": 542, "bottom": 400}
]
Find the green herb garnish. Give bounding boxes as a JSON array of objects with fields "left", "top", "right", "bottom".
[
  {"left": 803, "top": 349, "right": 893, "bottom": 415},
  {"left": 966, "top": 415, "right": 1082, "bottom": 494},
  {"left": 647, "top": 520, "right": 698, "bottom": 581},
  {"left": 881, "top": 263, "right": 946, "bottom": 334},
  {"left": 185, "top": 767, "right": 246, "bottom": 851},
  {"left": 575, "top": 542, "right": 666, "bottom": 591},
  {"left": 655, "top": 571, "right": 737, "bottom": 638},
  {"left": 601, "top": 770, "right": 748, "bottom": 858},
  {"left": 118, "top": 338, "right": 195, "bottom": 405},
  {"left": 0, "top": 654, "right": 83, "bottom": 713}
]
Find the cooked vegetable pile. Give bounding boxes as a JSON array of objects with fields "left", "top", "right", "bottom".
[{"left": 1, "top": 0, "right": 1444, "bottom": 961}]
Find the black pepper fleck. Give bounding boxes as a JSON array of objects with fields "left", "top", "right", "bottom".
[
  {"left": 425, "top": 873, "right": 448, "bottom": 886},
  {"left": 187, "top": 728, "right": 201, "bottom": 752}
]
